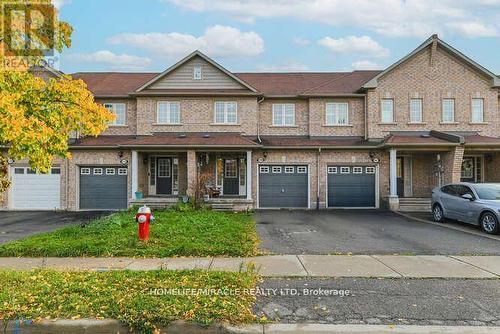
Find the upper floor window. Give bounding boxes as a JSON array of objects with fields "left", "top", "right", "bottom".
[
  {"left": 409, "top": 98, "right": 423, "bottom": 123},
  {"left": 442, "top": 98, "right": 455, "bottom": 123},
  {"left": 325, "top": 102, "right": 349, "bottom": 125},
  {"left": 471, "top": 98, "right": 484, "bottom": 123},
  {"left": 381, "top": 99, "right": 394, "bottom": 123},
  {"left": 105, "top": 103, "right": 126, "bottom": 126},
  {"left": 214, "top": 101, "right": 237, "bottom": 124},
  {"left": 272, "top": 103, "right": 295, "bottom": 126},
  {"left": 193, "top": 66, "right": 202, "bottom": 80},
  {"left": 157, "top": 101, "right": 181, "bottom": 124}
]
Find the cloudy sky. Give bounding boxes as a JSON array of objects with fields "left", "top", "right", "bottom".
[{"left": 57, "top": 0, "right": 500, "bottom": 74}]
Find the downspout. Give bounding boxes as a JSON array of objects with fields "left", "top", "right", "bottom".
[
  {"left": 257, "top": 96, "right": 265, "bottom": 143},
  {"left": 316, "top": 147, "right": 321, "bottom": 210},
  {"left": 363, "top": 93, "right": 368, "bottom": 140}
]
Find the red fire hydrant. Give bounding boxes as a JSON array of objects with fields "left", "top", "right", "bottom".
[{"left": 135, "top": 205, "right": 154, "bottom": 241}]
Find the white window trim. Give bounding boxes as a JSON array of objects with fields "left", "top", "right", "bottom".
[
  {"left": 471, "top": 98, "right": 484, "bottom": 123},
  {"left": 442, "top": 98, "right": 455, "bottom": 123},
  {"left": 193, "top": 66, "right": 202, "bottom": 80},
  {"left": 340, "top": 167, "right": 350, "bottom": 174},
  {"left": 105, "top": 103, "right": 127, "bottom": 126},
  {"left": 327, "top": 167, "right": 337, "bottom": 174},
  {"left": 93, "top": 168, "right": 103, "bottom": 175},
  {"left": 297, "top": 166, "right": 307, "bottom": 174},
  {"left": 272, "top": 103, "right": 296, "bottom": 126},
  {"left": 409, "top": 98, "right": 423, "bottom": 123},
  {"left": 81, "top": 168, "right": 91, "bottom": 175},
  {"left": 106, "top": 168, "right": 116, "bottom": 175},
  {"left": 214, "top": 101, "right": 238, "bottom": 125},
  {"left": 366, "top": 167, "right": 376, "bottom": 174},
  {"left": 381, "top": 99, "right": 394, "bottom": 124},
  {"left": 260, "top": 166, "right": 270, "bottom": 174},
  {"left": 325, "top": 102, "right": 349, "bottom": 126},
  {"left": 157, "top": 101, "right": 181, "bottom": 125},
  {"left": 284, "top": 166, "right": 295, "bottom": 173},
  {"left": 272, "top": 166, "right": 282, "bottom": 174},
  {"left": 118, "top": 168, "right": 128, "bottom": 175},
  {"left": 353, "top": 167, "right": 363, "bottom": 174}
]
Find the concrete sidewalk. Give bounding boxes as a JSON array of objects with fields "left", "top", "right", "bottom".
[{"left": 1, "top": 255, "right": 499, "bottom": 278}]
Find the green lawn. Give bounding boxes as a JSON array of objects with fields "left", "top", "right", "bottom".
[
  {"left": 0, "top": 207, "right": 259, "bottom": 257},
  {"left": 0, "top": 269, "right": 258, "bottom": 333}
]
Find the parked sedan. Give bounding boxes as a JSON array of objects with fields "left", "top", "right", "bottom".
[{"left": 431, "top": 183, "right": 500, "bottom": 234}]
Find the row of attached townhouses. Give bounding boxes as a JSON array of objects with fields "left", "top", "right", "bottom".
[{"left": 2, "top": 35, "right": 500, "bottom": 212}]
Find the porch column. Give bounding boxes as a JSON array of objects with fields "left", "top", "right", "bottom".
[
  {"left": 246, "top": 151, "right": 252, "bottom": 200},
  {"left": 186, "top": 150, "right": 197, "bottom": 197},
  {"left": 131, "top": 150, "right": 138, "bottom": 198},
  {"left": 388, "top": 149, "right": 399, "bottom": 211}
]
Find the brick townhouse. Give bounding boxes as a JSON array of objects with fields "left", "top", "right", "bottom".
[{"left": 2, "top": 34, "right": 500, "bottom": 212}]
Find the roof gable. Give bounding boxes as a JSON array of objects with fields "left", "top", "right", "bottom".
[
  {"left": 136, "top": 51, "right": 258, "bottom": 92},
  {"left": 363, "top": 35, "right": 500, "bottom": 89}
]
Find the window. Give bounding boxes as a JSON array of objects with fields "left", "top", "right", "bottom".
[
  {"left": 272, "top": 166, "right": 282, "bottom": 174},
  {"left": 118, "top": 168, "right": 128, "bottom": 175},
  {"left": 225, "top": 159, "right": 238, "bottom": 178},
  {"left": 297, "top": 166, "right": 307, "bottom": 174},
  {"left": 474, "top": 184, "right": 500, "bottom": 200},
  {"left": 340, "top": 167, "right": 350, "bottom": 174},
  {"left": 51, "top": 168, "right": 61, "bottom": 175},
  {"left": 409, "top": 99, "right": 423, "bottom": 123},
  {"left": 105, "top": 103, "right": 126, "bottom": 126},
  {"left": 157, "top": 102, "right": 180, "bottom": 124},
  {"left": 457, "top": 185, "right": 474, "bottom": 198},
  {"left": 106, "top": 168, "right": 115, "bottom": 175},
  {"left": 471, "top": 98, "right": 484, "bottom": 123},
  {"left": 272, "top": 104, "right": 295, "bottom": 126},
  {"left": 284, "top": 166, "right": 295, "bottom": 173},
  {"left": 353, "top": 167, "right": 363, "bottom": 174},
  {"left": 327, "top": 167, "right": 337, "bottom": 174},
  {"left": 27, "top": 168, "right": 36, "bottom": 174},
  {"left": 14, "top": 168, "right": 24, "bottom": 174},
  {"left": 158, "top": 159, "right": 171, "bottom": 178},
  {"left": 442, "top": 99, "right": 455, "bottom": 123},
  {"left": 81, "top": 168, "right": 91, "bottom": 175},
  {"left": 366, "top": 167, "right": 376, "bottom": 174},
  {"left": 260, "top": 166, "right": 270, "bottom": 173},
  {"left": 381, "top": 99, "right": 394, "bottom": 123},
  {"left": 214, "top": 102, "right": 237, "bottom": 124},
  {"left": 442, "top": 185, "right": 458, "bottom": 196},
  {"left": 326, "top": 102, "right": 349, "bottom": 125},
  {"left": 93, "top": 168, "right": 103, "bottom": 175},
  {"left": 193, "top": 66, "right": 202, "bottom": 80}
]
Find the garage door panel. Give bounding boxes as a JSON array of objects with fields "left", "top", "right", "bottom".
[
  {"left": 79, "top": 167, "right": 127, "bottom": 210},
  {"left": 259, "top": 165, "right": 308, "bottom": 208},
  {"left": 328, "top": 166, "right": 376, "bottom": 208},
  {"left": 11, "top": 168, "right": 61, "bottom": 210}
]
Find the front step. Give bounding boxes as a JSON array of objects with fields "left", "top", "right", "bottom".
[
  {"left": 398, "top": 198, "right": 431, "bottom": 213},
  {"left": 210, "top": 203, "right": 235, "bottom": 211}
]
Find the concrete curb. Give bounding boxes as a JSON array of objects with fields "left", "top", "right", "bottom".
[{"left": 2, "top": 320, "right": 500, "bottom": 334}]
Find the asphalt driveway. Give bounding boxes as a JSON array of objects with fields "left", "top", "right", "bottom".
[
  {"left": 0, "top": 211, "right": 112, "bottom": 244},
  {"left": 255, "top": 210, "right": 500, "bottom": 255}
]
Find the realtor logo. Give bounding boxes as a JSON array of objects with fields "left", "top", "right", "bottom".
[{"left": 1, "top": 2, "right": 56, "bottom": 57}]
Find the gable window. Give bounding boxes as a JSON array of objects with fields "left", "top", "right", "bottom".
[
  {"left": 471, "top": 98, "right": 484, "bottom": 123},
  {"left": 380, "top": 99, "right": 394, "bottom": 123},
  {"left": 325, "top": 102, "right": 349, "bottom": 125},
  {"left": 272, "top": 104, "right": 295, "bottom": 126},
  {"left": 409, "top": 99, "right": 423, "bottom": 123},
  {"left": 214, "top": 101, "right": 237, "bottom": 124},
  {"left": 157, "top": 101, "right": 181, "bottom": 124},
  {"left": 442, "top": 99, "right": 455, "bottom": 123},
  {"left": 193, "top": 66, "right": 202, "bottom": 80},
  {"left": 105, "top": 103, "right": 126, "bottom": 126}
]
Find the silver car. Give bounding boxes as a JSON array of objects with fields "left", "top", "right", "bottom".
[{"left": 431, "top": 183, "right": 500, "bottom": 234}]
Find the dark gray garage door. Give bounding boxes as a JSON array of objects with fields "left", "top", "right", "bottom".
[
  {"left": 259, "top": 165, "right": 308, "bottom": 208},
  {"left": 327, "top": 166, "right": 376, "bottom": 208},
  {"left": 79, "top": 166, "right": 128, "bottom": 210}
]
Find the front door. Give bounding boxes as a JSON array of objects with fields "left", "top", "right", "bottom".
[
  {"left": 156, "top": 157, "right": 172, "bottom": 195},
  {"left": 461, "top": 157, "right": 476, "bottom": 183},
  {"left": 397, "top": 157, "right": 405, "bottom": 197},
  {"left": 223, "top": 159, "right": 239, "bottom": 195}
]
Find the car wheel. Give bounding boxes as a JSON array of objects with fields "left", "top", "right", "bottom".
[
  {"left": 432, "top": 204, "right": 445, "bottom": 223},
  {"left": 480, "top": 212, "right": 499, "bottom": 235}
]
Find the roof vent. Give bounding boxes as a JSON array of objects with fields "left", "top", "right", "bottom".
[
  {"left": 203, "top": 134, "right": 211, "bottom": 138},
  {"left": 177, "top": 134, "right": 187, "bottom": 138},
  {"left": 421, "top": 134, "right": 431, "bottom": 138}
]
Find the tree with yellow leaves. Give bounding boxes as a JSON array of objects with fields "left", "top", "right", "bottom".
[{"left": 0, "top": 0, "right": 114, "bottom": 192}]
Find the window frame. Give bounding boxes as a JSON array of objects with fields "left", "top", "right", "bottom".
[
  {"left": 193, "top": 66, "right": 202, "bottom": 80},
  {"left": 365, "top": 167, "right": 376, "bottom": 174},
  {"left": 157, "top": 101, "right": 181, "bottom": 125},
  {"left": 272, "top": 103, "right": 296, "bottom": 126},
  {"left": 471, "top": 98, "right": 484, "bottom": 123},
  {"left": 93, "top": 168, "right": 103, "bottom": 175},
  {"left": 380, "top": 99, "right": 394, "bottom": 124},
  {"left": 214, "top": 101, "right": 238, "bottom": 125},
  {"left": 259, "top": 166, "right": 270, "bottom": 174},
  {"left": 224, "top": 159, "right": 238, "bottom": 179},
  {"left": 442, "top": 98, "right": 455, "bottom": 123},
  {"left": 14, "top": 168, "right": 25, "bottom": 174},
  {"left": 353, "top": 167, "right": 363, "bottom": 174},
  {"left": 325, "top": 102, "right": 349, "bottom": 126},
  {"left": 409, "top": 98, "right": 423, "bottom": 123},
  {"left": 272, "top": 166, "right": 282, "bottom": 174},
  {"left": 80, "top": 168, "right": 91, "bottom": 175},
  {"left": 105, "top": 168, "right": 116, "bottom": 175},
  {"left": 340, "top": 167, "right": 350, "bottom": 174},
  {"left": 118, "top": 168, "right": 128, "bottom": 175},
  {"left": 327, "top": 167, "right": 337, "bottom": 174},
  {"left": 105, "top": 103, "right": 127, "bottom": 126},
  {"left": 284, "top": 166, "right": 295, "bottom": 174},
  {"left": 297, "top": 166, "right": 307, "bottom": 174}
]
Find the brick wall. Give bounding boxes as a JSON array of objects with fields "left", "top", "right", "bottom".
[
  {"left": 309, "top": 98, "right": 365, "bottom": 137},
  {"left": 484, "top": 153, "right": 500, "bottom": 182},
  {"left": 367, "top": 45, "right": 500, "bottom": 139},
  {"left": 258, "top": 99, "right": 309, "bottom": 136},
  {"left": 441, "top": 146, "right": 465, "bottom": 185}
]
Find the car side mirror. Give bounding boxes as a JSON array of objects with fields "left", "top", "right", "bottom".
[{"left": 462, "top": 194, "right": 474, "bottom": 201}]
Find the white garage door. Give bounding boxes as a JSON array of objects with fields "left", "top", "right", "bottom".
[{"left": 11, "top": 167, "right": 61, "bottom": 210}]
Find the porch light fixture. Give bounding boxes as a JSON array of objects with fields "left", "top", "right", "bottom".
[
  {"left": 143, "top": 158, "right": 148, "bottom": 165},
  {"left": 7, "top": 158, "right": 15, "bottom": 165},
  {"left": 369, "top": 151, "right": 380, "bottom": 163},
  {"left": 120, "top": 159, "right": 129, "bottom": 165}
]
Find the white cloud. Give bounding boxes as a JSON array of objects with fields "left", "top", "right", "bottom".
[
  {"left": 318, "top": 36, "right": 390, "bottom": 58},
  {"left": 256, "top": 60, "right": 310, "bottom": 72},
  {"left": 293, "top": 37, "right": 311, "bottom": 46},
  {"left": 108, "top": 25, "right": 264, "bottom": 58},
  {"left": 65, "top": 50, "right": 152, "bottom": 70},
  {"left": 165, "top": 0, "right": 500, "bottom": 38},
  {"left": 52, "top": 0, "right": 71, "bottom": 9},
  {"left": 351, "top": 60, "right": 383, "bottom": 70},
  {"left": 446, "top": 22, "right": 498, "bottom": 38}
]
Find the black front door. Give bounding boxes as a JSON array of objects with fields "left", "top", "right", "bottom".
[
  {"left": 156, "top": 157, "right": 172, "bottom": 195},
  {"left": 223, "top": 159, "right": 239, "bottom": 195},
  {"left": 460, "top": 157, "right": 476, "bottom": 182},
  {"left": 397, "top": 157, "right": 405, "bottom": 197}
]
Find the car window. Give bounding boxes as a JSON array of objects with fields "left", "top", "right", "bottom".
[
  {"left": 473, "top": 184, "right": 500, "bottom": 200},
  {"left": 456, "top": 185, "right": 474, "bottom": 198},
  {"left": 441, "top": 185, "right": 457, "bottom": 196}
]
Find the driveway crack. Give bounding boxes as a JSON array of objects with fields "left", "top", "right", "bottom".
[
  {"left": 296, "top": 255, "right": 310, "bottom": 276},
  {"left": 369, "top": 255, "right": 403, "bottom": 277}
]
